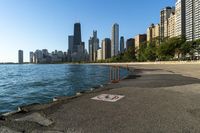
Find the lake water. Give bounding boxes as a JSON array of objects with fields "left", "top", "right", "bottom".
[{"left": 0, "top": 64, "right": 128, "bottom": 114}]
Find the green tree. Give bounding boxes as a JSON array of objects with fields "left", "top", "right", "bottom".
[
  {"left": 180, "top": 41, "right": 192, "bottom": 58},
  {"left": 145, "top": 43, "right": 157, "bottom": 61},
  {"left": 157, "top": 36, "right": 185, "bottom": 60},
  {"left": 137, "top": 43, "right": 147, "bottom": 62},
  {"left": 123, "top": 45, "right": 136, "bottom": 62}
]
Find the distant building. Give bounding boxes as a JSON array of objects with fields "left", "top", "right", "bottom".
[
  {"left": 102, "top": 38, "right": 111, "bottom": 60},
  {"left": 89, "top": 30, "right": 99, "bottom": 62},
  {"left": 89, "top": 39, "right": 93, "bottom": 62},
  {"left": 135, "top": 34, "right": 147, "bottom": 49},
  {"left": 147, "top": 24, "right": 154, "bottom": 42},
  {"left": 154, "top": 24, "right": 160, "bottom": 39},
  {"left": 126, "top": 38, "right": 136, "bottom": 58},
  {"left": 175, "top": 0, "right": 186, "bottom": 37},
  {"left": 73, "top": 23, "right": 82, "bottom": 53},
  {"left": 126, "top": 38, "right": 135, "bottom": 50},
  {"left": 66, "top": 23, "right": 86, "bottom": 62},
  {"left": 160, "top": 7, "right": 175, "bottom": 40},
  {"left": 31, "top": 49, "right": 68, "bottom": 64},
  {"left": 30, "top": 52, "right": 34, "bottom": 63},
  {"left": 68, "top": 35, "right": 74, "bottom": 54},
  {"left": 18, "top": 50, "right": 23, "bottom": 64},
  {"left": 167, "top": 12, "right": 176, "bottom": 38},
  {"left": 42, "top": 49, "right": 48, "bottom": 57},
  {"left": 67, "top": 35, "right": 74, "bottom": 61},
  {"left": 120, "top": 36, "right": 125, "bottom": 54},
  {"left": 147, "top": 24, "right": 160, "bottom": 43},
  {"left": 111, "top": 23, "right": 119, "bottom": 57},
  {"left": 34, "top": 50, "right": 43, "bottom": 63},
  {"left": 185, "top": 0, "right": 200, "bottom": 41},
  {"left": 97, "top": 49, "right": 102, "bottom": 61},
  {"left": 78, "top": 42, "right": 85, "bottom": 54}
]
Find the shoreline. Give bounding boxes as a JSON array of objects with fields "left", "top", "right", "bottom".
[
  {"left": 1, "top": 63, "right": 200, "bottom": 132},
  {"left": 0, "top": 65, "right": 129, "bottom": 117},
  {"left": 1, "top": 60, "right": 200, "bottom": 65}
]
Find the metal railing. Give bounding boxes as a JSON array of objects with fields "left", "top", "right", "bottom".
[{"left": 110, "top": 66, "right": 120, "bottom": 83}]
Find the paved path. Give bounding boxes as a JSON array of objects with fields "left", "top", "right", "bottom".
[{"left": 1, "top": 64, "right": 200, "bottom": 133}]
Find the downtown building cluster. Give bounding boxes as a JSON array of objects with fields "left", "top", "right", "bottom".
[
  {"left": 67, "top": 23, "right": 88, "bottom": 62},
  {"left": 29, "top": 23, "right": 88, "bottom": 64},
  {"left": 29, "top": 49, "right": 68, "bottom": 64},
  {"left": 69, "top": 23, "right": 127, "bottom": 62},
  {"left": 87, "top": 23, "right": 136, "bottom": 62}
]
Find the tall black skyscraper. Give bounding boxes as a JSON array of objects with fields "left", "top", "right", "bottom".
[
  {"left": 73, "top": 23, "right": 82, "bottom": 52},
  {"left": 120, "top": 36, "right": 125, "bottom": 53}
]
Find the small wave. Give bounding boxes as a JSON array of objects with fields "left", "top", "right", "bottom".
[{"left": 0, "top": 64, "right": 128, "bottom": 114}]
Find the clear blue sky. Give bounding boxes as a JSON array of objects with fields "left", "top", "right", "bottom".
[{"left": 0, "top": 0, "right": 175, "bottom": 62}]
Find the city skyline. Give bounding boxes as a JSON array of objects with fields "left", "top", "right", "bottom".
[{"left": 0, "top": 0, "right": 174, "bottom": 62}]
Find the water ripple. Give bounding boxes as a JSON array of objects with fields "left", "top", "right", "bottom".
[{"left": 0, "top": 64, "right": 128, "bottom": 114}]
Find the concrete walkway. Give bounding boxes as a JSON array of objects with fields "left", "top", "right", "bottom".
[{"left": 1, "top": 64, "right": 200, "bottom": 133}]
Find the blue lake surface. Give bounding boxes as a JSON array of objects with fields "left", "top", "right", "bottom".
[{"left": 0, "top": 64, "right": 128, "bottom": 114}]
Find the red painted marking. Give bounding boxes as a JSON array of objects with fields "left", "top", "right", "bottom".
[{"left": 111, "top": 96, "right": 119, "bottom": 100}]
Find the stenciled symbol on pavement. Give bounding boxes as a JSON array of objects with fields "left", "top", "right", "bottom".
[{"left": 91, "top": 94, "right": 125, "bottom": 102}]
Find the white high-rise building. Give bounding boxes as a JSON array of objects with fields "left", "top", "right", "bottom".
[
  {"left": 97, "top": 49, "right": 102, "bottom": 61},
  {"left": 175, "top": 0, "right": 186, "bottom": 37},
  {"left": 168, "top": 12, "right": 176, "bottom": 38},
  {"left": 185, "top": 0, "right": 200, "bottom": 41},
  {"left": 193, "top": 0, "right": 200, "bottom": 40},
  {"left": 111, "top": 23, "right": 119, "bottom": 57}
]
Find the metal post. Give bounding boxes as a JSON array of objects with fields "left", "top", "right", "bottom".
[
  {"left": 115, "top": 66, "right": 117, "bottom": 81},
  {"left": 118, "top": 66, "right": 120, "bottom": 81},
  {"left": 110, "top": 67, "right": 112, "bottom": 81},
  {"left": 110, "top": 66, "right": 121, "bottom": 83}
]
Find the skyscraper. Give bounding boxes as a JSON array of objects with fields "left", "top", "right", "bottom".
[
  {"left": 89, "top": 30, "right": 99, "bottom": 62},
  {"left": 89, "top": 38, "right": 93, "bottom": 62},
  {"left": 111, "top": 23, "right": 119, "bottom": 57},
  {"left": 193, "top": 0, "right": 200, "bottom": 40},
  {"left": 30, "top": 52, "right": 34, "bottom": 63},
  {"left": 102, "top": 38, "right": 111, "bottom": 60},
  {"left": 126, "top": 38, "right": 136, "bottom": 58},
  {"left": 168, "top": 12, "right": 176, "bottom": 38},
  {"left": 135, "top": 34, "right": 147, "bottom": 49},
  {"left": 69, "top": 23, "right": 86, "bottom": 62},
  {"left": 185, "top": 0, "right": 200, "bottom": 41},
  {"left": 147, "top": 24, "right": 160, "bottom": 44},
  {"left": 120, "top": 36, "right": 125, "bottom": 54},
  {"left": 73, "top": 23, "right": 82, "bottom": 53},
  {"left": 147, "top": 24, "right": 155, "bottom": 42},
  {"left": 68, "top": 35, "right": 74, "bottom": 54},
  {"left": 175, "top": 0, "right": 186, "bottom": 37},
  {"left": 97, "top": 49, "right": 102, "bottom": 61},
  {"left": 18, "top": 50, "right": 23, "bottom": 64},
  {"left": 160, "top": 7, "right": 175, "bottom": 40},
  {"left": 126, "top": 38, "right": 135, "bottom": 50}
]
